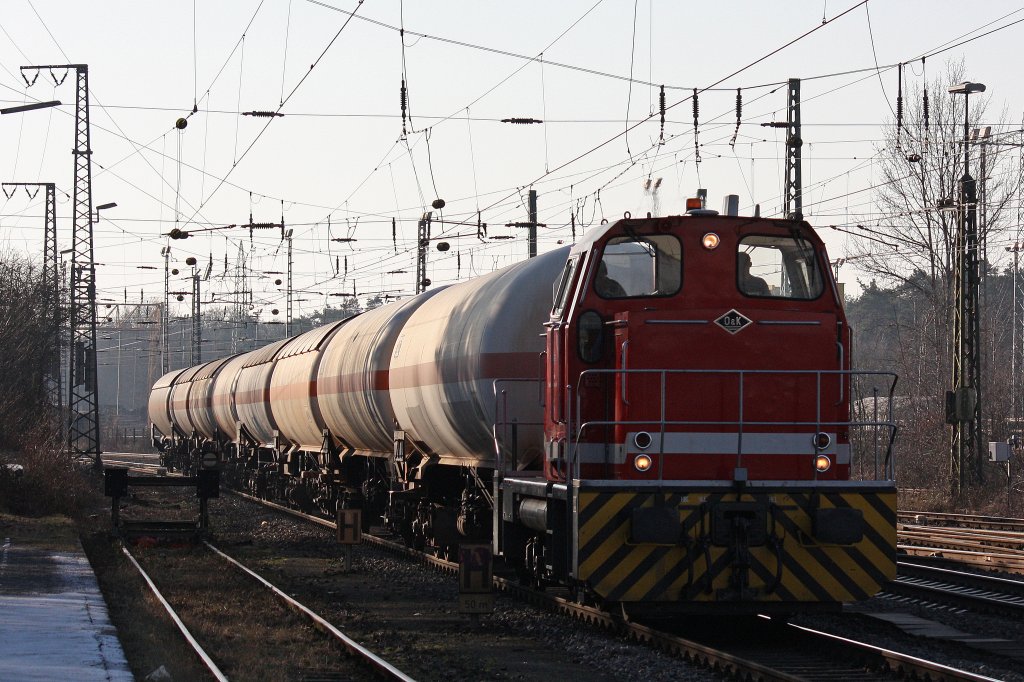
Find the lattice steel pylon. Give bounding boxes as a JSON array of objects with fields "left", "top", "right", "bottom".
[
  {"left": 161, "top": 247, "right": 170, "bottom": 373},
  {"left": 947, "top": 84, "right": 987, "bottom": 495},
  {"left": 2, "top": 182, "right": 60, "bottom": 416},
  {"left": 43, "top": 183, "right": 60, "bottom": 419},
  {"left": 191, "top": 268, "right": 202, "bottom": 365},
  {"left": 416, "top": 212, "right": 431, "bottom": 293},
  {"left": 68, "top": 65, "right": 100, "bottom": 462},
  {"left": 23, "top": 64, "right": 100, "bottom": 462},
  {"left": 285, "top": 230, "right": 293, "bottom": 336},
  {"left": 784, "top": 78, "right": 803, "bottom": 221}
]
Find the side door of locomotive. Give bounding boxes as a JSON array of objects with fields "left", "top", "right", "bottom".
[{"left": 545, "top": 255, "right": 583, "bottom": 474}]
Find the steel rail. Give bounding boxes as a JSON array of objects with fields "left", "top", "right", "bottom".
[
  {"left": 120, "top": 545, "right": 229, "bottom": 682},
  {"left": 891, "top": 562, "right": 1024, "bottom": 615},
  {"left": 899, "top": 560, "right": 1024, "bottom": 594},
  {"left": 785, "top": 622, "right": 1002, "bottom": 682},
  {"left": 201, "top": 540, "right": 416, "bottom": 682}
]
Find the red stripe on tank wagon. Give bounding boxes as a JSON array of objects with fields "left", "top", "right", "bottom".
[
  {"left": 271, "top": 380, "right": 319, "bottom": 401},
  {"left": 388, "top": 352, "right": 539, "bottom": 390},
  {"left": 317, "top": 352, "right": 538, "bottom": 395},
  {"left": 320, "top": 370, "right": 390, "bottom": 396},
  {"left": 234, "top": 388, "right": 270, "bottom": 406}
]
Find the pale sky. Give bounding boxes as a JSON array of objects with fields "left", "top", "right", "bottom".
[{"left": 1, "top": 1, "right": 1023, "bottom": 321}]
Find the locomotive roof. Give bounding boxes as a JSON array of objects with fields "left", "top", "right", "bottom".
[{"left": 568, "top": 213, "right": 817, "bottom": 257}]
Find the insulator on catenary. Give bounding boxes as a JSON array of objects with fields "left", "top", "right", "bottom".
[
  {"left": 896, "top": 63, "right": 904, "bottom": 150},
  {"left": 692, "top": 88, "right": 701, "bottom": 164},
  {"left": 392, "top": 217, "right": 397, "bottom": 252},
  {"left": 501, "top": 118, "right": 543, "bottom": 124},
  {"left": 730, "top": 88, "right": 742, "bottom": 149},
  {"left": 658, "top": 85, "right": 666, "bottom": 145},
  {"left": 400, "top": 79, "right": 408, "bottom": 135}
]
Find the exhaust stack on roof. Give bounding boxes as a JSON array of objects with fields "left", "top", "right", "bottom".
[{"left": 721, "top": 194, "right": 740, "bottom": 217}]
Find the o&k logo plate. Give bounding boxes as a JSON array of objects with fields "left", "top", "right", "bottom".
[{"left": 714, "top": 309, "right": 752, "bottom": 334}]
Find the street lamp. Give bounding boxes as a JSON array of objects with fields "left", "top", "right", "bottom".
[
  {"left": 0, "top": 100, "right": 61, "bottom": 115},
  {"left": 94, "top": 201, "right": 117, "bottom": 222},
  {"left": 948, "top": 82, "right": 986, "bottom": 96},
  {"left": 947, "top": 80, "right": 987, "bottom": 494}
]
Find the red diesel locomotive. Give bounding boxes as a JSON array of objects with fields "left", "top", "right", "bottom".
[{"left": 150, "top": 196, "right": 898, "bottom": 615}]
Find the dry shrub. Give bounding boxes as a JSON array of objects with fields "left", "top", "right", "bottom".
[
  {"left": 898, "top": 487, "right": 950, "bottom": 512},
  {"left": 0, "top": 427, "right": 103, "bottom": 518},
  {"left": 0, "top": 252, "right": 58, "bottom": 452}
]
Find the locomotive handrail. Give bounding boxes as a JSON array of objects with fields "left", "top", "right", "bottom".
[
  {"left": 570, "top": 367, "right": 899, "bottom": 481},
  {"left": 620, "top": 340, "right": 630, "bottom": 406},
  {"left": 491, "top": 378, "right": 545, "bottom": 479},
  {"left": 836, "top": 339, "right": 845, "bottom": 404}
]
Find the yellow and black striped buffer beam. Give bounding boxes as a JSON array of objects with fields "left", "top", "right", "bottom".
[{"left": 574, "top": 484, "right": 896, "bottom": 605}]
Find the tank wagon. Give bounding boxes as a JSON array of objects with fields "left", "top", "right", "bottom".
[{"left": 150, "top": 197, "right": 898, "bottom": 615}]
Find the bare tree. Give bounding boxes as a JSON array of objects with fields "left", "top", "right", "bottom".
[
  {"left": 855, "top": 62, "right": 1019, "bottom": 294},
  {"left": 0, "top": 252, "right": 60, "bottom": 449},
  {"left": 847, "top": 60, "right": 1024, "bottom": 498}
]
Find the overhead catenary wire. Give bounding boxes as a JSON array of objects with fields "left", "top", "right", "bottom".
[
  {"left": 7, "top": 1, "right": 1024, "bottom": 316},
  {"left": 8, "top": 0, "right": 1015, "bottom": 249},
  {"left": 177, "top": 0, "right": 368, "bottom": 232}
]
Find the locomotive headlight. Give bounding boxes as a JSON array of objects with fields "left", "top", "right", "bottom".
[
  {"left": 702, "top": 232, "right": 720, "bottom": 250},
  {"left": 813, "top": 432, "right": 831, "bottom": 450},
  {"left": 633, "top": 431, "right": 653, "bottom": 450},
  {"left": 814, "top": 454, "right": 832, "bottom": 473},
  {"left": 634, "top": 454, "right": 654, "bottom": 472}
]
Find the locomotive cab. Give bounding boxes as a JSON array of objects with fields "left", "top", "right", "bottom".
[{"left": 546, "top": 213, "right": 850, "bottom": 484}]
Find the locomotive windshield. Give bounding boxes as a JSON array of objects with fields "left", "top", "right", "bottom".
[
  {"left": 596, "top": 235, "right": 681, "bottom": 299},
  {"left": 738, "top": 234, "right": 823, "bottom": 299}
]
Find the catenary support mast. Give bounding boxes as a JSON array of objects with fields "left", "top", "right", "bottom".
[{"left": 21, "top": 64, "right": 101, "bottom": 463}]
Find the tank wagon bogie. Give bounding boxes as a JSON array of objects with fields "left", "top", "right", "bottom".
[{"left": 150, "top": 197, "right": 898, "bottom": 614}]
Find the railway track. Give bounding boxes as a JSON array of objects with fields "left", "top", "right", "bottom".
[
  {"left": 100, "top": 451, "right": 164, "bottom": 473},
  {"left": 897, "top": 510, "right": 1024, "bottom": 574},
  {"left": 230, "top": 490, "right": 1003, "bottom": 682},
  {"left": 888, "top": 560, "right": 1024, "bottom": 617},
  {"left": 899, "top": 511, "right": 1024, "bottom": 533},
  {"left": 122, "top": 535, "right": 414, "bottom": 681},
  {"left": 102, "top": 458, "right": 1016, "bottom": 680}
]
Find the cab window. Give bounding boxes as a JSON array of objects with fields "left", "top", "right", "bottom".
[
  {"left": 595, "top": 235, "right": 681, "bottom": 299},
  {"left": 738, "top": 234, "right": 823, "bottom": 299},
  {"left": 551, "top": 256, "right": 579, "bottom": 317}
]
